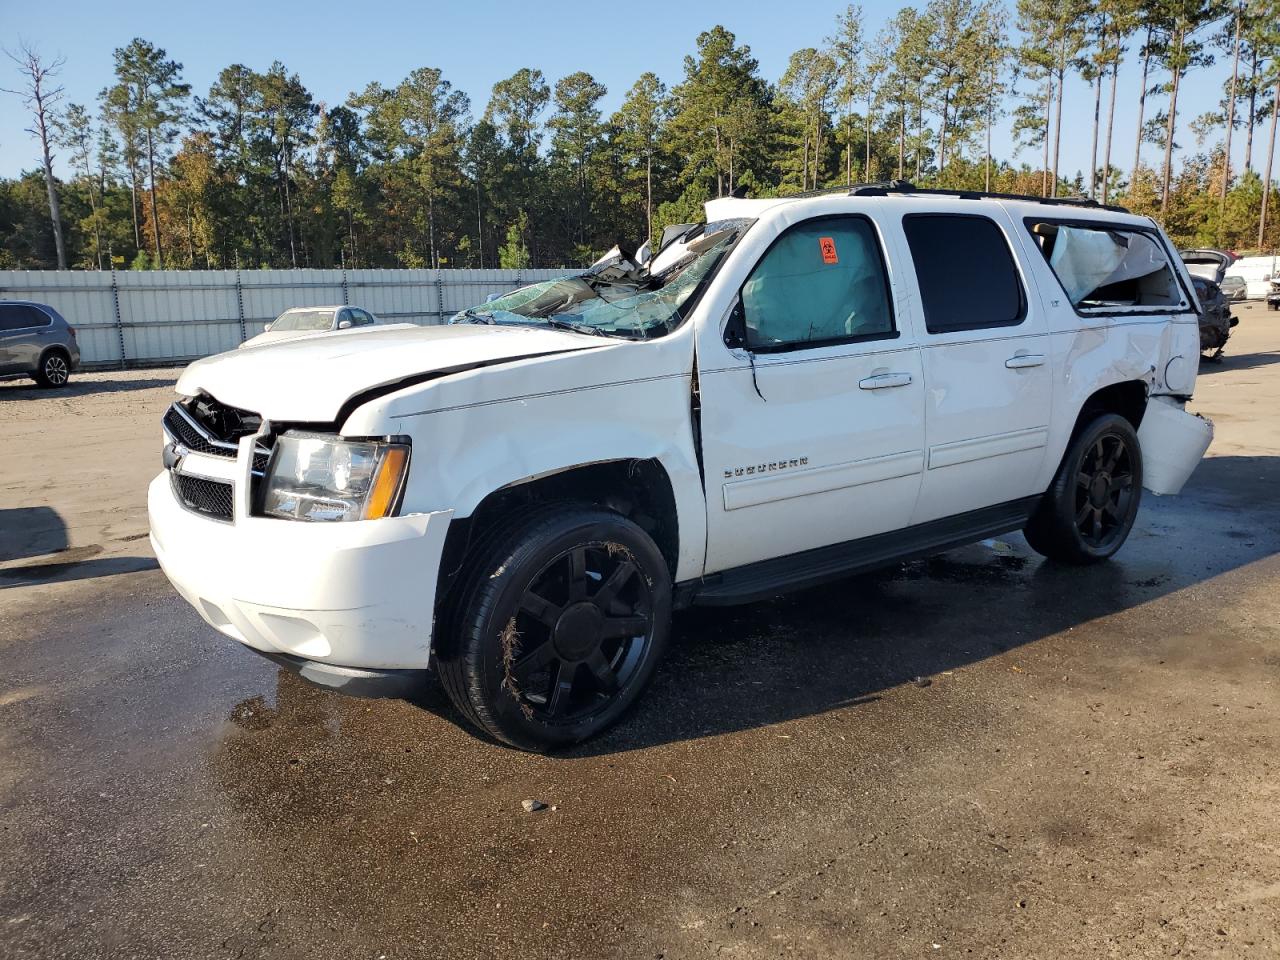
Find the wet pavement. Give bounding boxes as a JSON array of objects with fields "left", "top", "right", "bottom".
[{"left": 2, "top": 310, "right": 1278, "bottom": 958}]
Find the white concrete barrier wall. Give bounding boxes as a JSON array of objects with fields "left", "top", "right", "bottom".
[{"left": 0, "top": 268, "right": 567, "bottom": 367}]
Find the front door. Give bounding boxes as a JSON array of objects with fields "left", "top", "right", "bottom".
[
  {"left": 697, "top": 214, "right": 927, "bottom": 575},
  {"left": 897, "top": 208, "right": 1053, "bottom": 525}
]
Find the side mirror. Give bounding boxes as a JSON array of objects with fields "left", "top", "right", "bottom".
[
  {"left": 337, "top": 319, "right": 353, "bottom": 330},
  {"left": 264, "top": 321, "right": 274, "bottom": 332}
]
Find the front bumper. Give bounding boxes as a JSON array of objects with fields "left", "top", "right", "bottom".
[{"left": 148, "top": 473, "right": 453, "bottom": 674}]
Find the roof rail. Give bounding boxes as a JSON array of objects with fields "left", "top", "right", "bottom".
[{"left": 848, "top": 180, "right": 1130, "bottom": 214}]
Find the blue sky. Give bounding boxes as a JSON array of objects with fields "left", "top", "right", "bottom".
[{"left": 0, "top": 0, "right": 1243, "bottom": 183}]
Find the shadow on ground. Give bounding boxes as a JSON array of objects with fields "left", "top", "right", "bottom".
[
  {"left": 0, "top": 374, "right": 176, "bottom": 400},
  {"left": 0, "top": 506, "right": 68, "bottom": 562},
  {"left": 1198, "top": 347, "right": 1280, "bottom": 374},
  {"left": 234, "top": 452, "right": 1279, "bottom": 756}
]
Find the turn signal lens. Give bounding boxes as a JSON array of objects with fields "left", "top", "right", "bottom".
[{"left": 363, "top": 445, "right": 410, "bottom": 520}]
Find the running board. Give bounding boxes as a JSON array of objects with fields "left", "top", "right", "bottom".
[{"left": 680, "top": 497, "right": 1040, "bottom": 607}]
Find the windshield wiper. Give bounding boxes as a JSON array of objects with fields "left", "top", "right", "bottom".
[
  {"left": 543, "top": 317, "right": 607, "bottom": 337},
  {"left": 454, "top": 308, "right": 495, "bottom": 324}
]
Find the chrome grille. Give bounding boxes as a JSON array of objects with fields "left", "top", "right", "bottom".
[
  {"left": 162, "top": 401, "right": 273, "bottom": 476},
  {"left": 171, "top": 474, "right": 234, "bottom": 522},
  {"left": 163, "top": 405, "right": 234, "bottom": 457}
]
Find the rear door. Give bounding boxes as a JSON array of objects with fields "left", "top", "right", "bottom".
[
  {"left": 697, "top": 212, "right": 926, "bottom": 573},
  {"left": 899, "top": 209, "right": 1053, "bottom": 525},
  {"left": 0, "top": 304, "right": 47, "bottom": 373}
]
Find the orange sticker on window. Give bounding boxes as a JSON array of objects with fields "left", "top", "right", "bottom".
[{"left": 819, "top": 236, "right": 838, "bottom": 264}]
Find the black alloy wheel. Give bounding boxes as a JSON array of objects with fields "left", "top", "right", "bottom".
[
  {"left": 437, "top": 505, "right": 672, "bottom": 750},
  {"left": 508, "top": 542, "right": 656, "bottom": 722},
  {"left": 1023, "top": 413, "right": 1143, "bottom": 565},
  {"left": 1073, "top": 432, "right": 1136, "bottom": 551}
]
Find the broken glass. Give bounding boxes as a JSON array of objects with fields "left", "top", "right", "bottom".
[{"left": 452, "top": 219, "right": 752, "bottom": 340}]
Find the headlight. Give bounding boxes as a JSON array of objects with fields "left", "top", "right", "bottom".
[{"left": 263, "top": 431, "right": 410, "bottom": 522}]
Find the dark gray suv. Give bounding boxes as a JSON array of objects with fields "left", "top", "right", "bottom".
[{"left": 0, "top": 300, "right": 80, "bottom": 388}]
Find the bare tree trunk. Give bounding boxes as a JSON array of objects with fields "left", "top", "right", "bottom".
[
  {"left": 282, "top": 142, "right": 298, "bottom": 269},
  {"left": 864, "top": 94, "right": 872, "bottom": 181},
  {"left": 847, "top": 114, "right": 853, "bottom": 186},
  {"left": 1161, "top": 29, "right": 1185, "bottom": 214},
  {"left": 897, "top": 93, "right": 906, "bottom": 179},
  {"left": 474, "top": 176, "right": 483, "bottom": 268},
  {"left": 144, "top": 126, "right": 163, "bottom": 267},
  {"left": 39, "top": 132, "right": 66, "bottom": 269},
  {"left": 1132, "top": 28, "right": 1153, "bottom": 191},
  {"left": 1043, "top": 77, "right": 1053, "bottom": 196},
  {"left": 428, "top": 190, "right": 437, "bottom": 269},
  {"left": 815, "top": 115, "right": 824, "bottom": 189},
  {"left": 1259, "top": 75, "right": 1280, "bottom": 249},
  {"left": 1090, "top": 67, "right": 1103, "bottom": 199},
  {"left": 6, "top": 46, "right": 69, "bottom": 268},
  {"left": 1220, "top": 1, "right": 1243, "bottom": 240},
  {"left": 1245, "top": 49, "right": 1259, "bottom": 171},
  {"left": 713, "top": 108, "right": 724, "bottom": 197},
  {"left": 985, "top": 97, "right": 993, "bottom": 192},
  {"left": 1052, "top": 44, "right": 1066, "bottom": 197},
  {"left": 645, "top": 150, "right": 653, "bottom": 246},
  {"left": 939, "top": 88, "right": 951, "bottom": 177},
  {"left": 915, "top": 99, "right": 923, "bottom": 181},
  {"left": 1102, "top": 57, "right": 1119, "bottom": 204},
  {"left": 802, "top": 128, "right": 810, "bottom": 191}
]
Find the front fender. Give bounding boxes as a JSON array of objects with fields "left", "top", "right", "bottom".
[{"left": 392, "top": 374, "right": 708, "bottom": 582}]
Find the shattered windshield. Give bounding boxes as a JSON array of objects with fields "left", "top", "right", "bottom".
[{"left": 451, "top": 219, "right": 752, "bottom": 339}]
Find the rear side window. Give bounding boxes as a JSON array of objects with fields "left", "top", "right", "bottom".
[
  {"left": 902, "top": 214, "right": 1025, "bottom": 333},
  {"left": 0, "top": 304, "right": 50, "bottom": 331},
  {"left": 1026, "top": 220, "right": 1185, "bottom": 312},
  {"left": 740, "top": 216, "right": 895, "bottom": 351}
]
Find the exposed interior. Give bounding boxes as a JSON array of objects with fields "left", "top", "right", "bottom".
[{"left": 1028, "top": 221, "right": 1184, "bottom": 311}]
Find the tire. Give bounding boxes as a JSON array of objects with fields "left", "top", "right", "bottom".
[
  {"left": 436, "top": 504, "right": 672, "bottom": 751},
  {"left": 33, "top": 349, "right": 71, "bottom": 388},
  {"left": 1023, "top": 413, "right": 1143, "bottom": 565}
]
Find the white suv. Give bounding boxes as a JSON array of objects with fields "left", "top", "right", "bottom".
[{"left": 148, "top": 185, "right": 1213, "bottom": 750}]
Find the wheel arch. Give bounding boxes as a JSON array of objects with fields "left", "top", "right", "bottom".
[
  {"left": 435, "top": 458, "right": 683, "bottom": 613},
  {"left": 1070, "top": 379, "right": 1149, "bottom": 440},
  {"left": 37, "top": 343, "right": 71, "bottom": 368}
]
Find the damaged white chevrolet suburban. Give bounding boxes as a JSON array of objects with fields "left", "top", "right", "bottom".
[{"left": 149, "top": 184, "right": 1213, "bottom": 750}]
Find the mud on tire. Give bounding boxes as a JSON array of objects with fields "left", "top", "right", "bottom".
[{"left": 435, "top": 504, "right": 672, "bottom": 751}]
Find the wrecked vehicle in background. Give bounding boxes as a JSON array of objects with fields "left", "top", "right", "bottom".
[
  {"left": 149, "top": 183, "right": 1213, "bottom": 751},
  {"left": 1179, "top": 249, "right": 1239, "bottom": 360}
]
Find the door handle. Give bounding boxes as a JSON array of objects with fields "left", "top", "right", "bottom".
[
  {"left": 858, "top": 372, "right": 913, "bottom": 390},
  {"left": 1005, "top": 354, "right": 1045, "bottom": 369}
]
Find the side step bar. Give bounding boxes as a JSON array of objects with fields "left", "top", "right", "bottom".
[{"left": 678, "top": 497, "right": 1041, "bottom": 607}]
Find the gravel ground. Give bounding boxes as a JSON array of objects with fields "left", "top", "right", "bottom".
[{"left": 0, "top": 310, "right": 1277, "bottom": 959}]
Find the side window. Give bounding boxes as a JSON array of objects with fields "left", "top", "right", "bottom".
[
  {"left": 1025, "top": 220, "right": 1185, "bottom": 312},
  {"left": 739, "top": 216, "right": 895, "bottom": 351},
  {"left": 902, "top": 214, "right": 1025, "bottom": 333},
  {"left": 336, "top": 309, "right": 352, "bottom": 327},
  {"left": 0, "top": 305, "right": 48, "bottom": 331},
  {"left": 356, "top": 309, "right": 375, "bottom": 326}
]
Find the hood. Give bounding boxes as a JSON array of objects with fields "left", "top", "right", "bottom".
[
  {"left": 1179, "top": 248, "right": 1235, "bottom": 284},
  {"left": 239, "top": 329, "right": 331, "bottom": 349},
  {"left": 237, "top": 322, "right": 415, "bottom": 349},
  {"left": 177, "top": 322, "right": 605, "bottom": 422}
]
